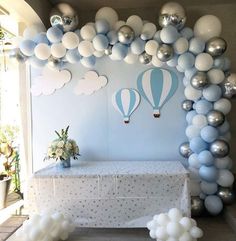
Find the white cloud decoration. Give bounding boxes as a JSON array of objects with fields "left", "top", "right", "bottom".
[
  {"left": 74, "top": 70, "right": 108, "bottom": 95},
  {"left": 31, "top": 67, "right": 72, "bottom": 96}
]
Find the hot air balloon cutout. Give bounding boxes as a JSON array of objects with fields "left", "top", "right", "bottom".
[
  {"left": 112, "top": 88, "right": 141, "bottom": 124},
  {"left": 137, "top": 68, "right": 178, "bottom": 118}
]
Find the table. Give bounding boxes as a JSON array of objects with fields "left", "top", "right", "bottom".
[{"left": 26, "top": 161, "right": 190, "bottom": 227}]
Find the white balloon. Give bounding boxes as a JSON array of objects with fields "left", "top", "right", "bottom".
[
  {"left": 194, "top": 15, "right": 222, "bottom": 41},
  {"left": 214, "top": 98, "right": 231, "bottom": 115},
  {"left": 152, "top": 55, "right": 164, "bottom": 67},
  {"left": 185, "top": 125, "right": 201, "bottom": 139},
  {"left": 145, "top": 40, "right": 159, "bottom": 56},
  {"left": 78, "top": 41, "right": 95, "bottom": 57},
  {"left": 80, "top": 25, "right": 96, "bottom": 40},
  {"left": 126, "top": 15, "right": 143, "bottom": 36},
  {"left": 179, "top": 232, "right": 192, "bottom": 241},
  {"left": 188, "top": 153, "right": 201, "bottom": 168},
  {"left": 166, "top": 222, "right": 184, "bottom": 238},
  {"left": 156, "top": 213, "right": 170, "bottom": 226},
  {"left": 95, "top": 7, "right": 119, "bottom": 29},
  {"left": 93, "top": 50, "right": 104, "bottom": 58},
  {"left": 179, "top": 217, "right": 192, "bottom": 231},
  {"left": 114, "top": 20, "right": 126, "bottom": 31},
  {"left": 195, "top": 53, "right": 213, "bottom": 71},
  {"left": 155, "top": 227, "right": 168, "bottom": 240},
  {"left": 147, "top": 220, "right": 157, "bottom": 230},
  {"left": 149, "top": 229, "right": 157, "bottom": 239},
  {"left": 168, "top": 208, "right": 183, "bottom": 222},
  {"left": 51, "top": 43, "right": 66, "bottom": 58},
  {"left": 207, "top": 69, "right": 225, "bottom": 84},
  {"left": 34, "top": 43, "right": 51, "bottom": 60},
  {"left": 217, "top": 169, "right": 234, "bottom": 187},
  {"left": 184, "top": 85, "right": 202, "bottom": 101},
  {"left": 141, "top": 22, "right": 157, "bottom": 40},
  {"left": 124, "top": 49, "right": 138, "bottom": 64},
  {"left": 173, "top": 37, "right": 189, "bottom": 55},
  {"left": 190, "top": 226, "right": 203, "bottom": 239},
  {"left": 62, "top": 32, "right": 80, "bottom": 49},
  {"left": 215, "top": 156, "right": 232, "bottom": 169},
  {"left": 192, "top": 114, "right": 208, "bottom": 128}
]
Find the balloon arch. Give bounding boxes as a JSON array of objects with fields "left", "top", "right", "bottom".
[{"left": 12, "top": 2, "right": 236, "bottom": 216}]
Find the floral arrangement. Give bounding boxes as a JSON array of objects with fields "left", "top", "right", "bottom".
[{"left": 45, "top": 126, "right": 80, "bottom": 161}]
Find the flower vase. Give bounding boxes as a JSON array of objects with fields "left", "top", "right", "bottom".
[{"left": 60, "top": 158, "right": 71, "bottom": 168}]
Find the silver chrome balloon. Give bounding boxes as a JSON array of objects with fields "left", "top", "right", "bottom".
[
  {"left": 217, "top": 187, "right": 236, "bottom": 205},
  {"left": 139, "top": 52, "right": 152, "bottom": 64},
  {"left": 221, "top": 73, "right": 236, "bottom": 99},
  {"left": 50, "top": 3, "right": 79, "bottom": 32},
  {"left": 191, "top": 72, "right": 209, "bottom": 90},
  {"left": 210, "top": 139, "right": 230, "bottom": 158},
  {"left": 117, "top": 25, "right": 135, "bottom": 45},
  {"left": 156, "top": 44, "right": 174, "bottom": 62},
  {"left": 205, "top": 37, "right": 227, "bottom": 57},
  {"left": 47, "top": 56, "right": 63, "bottom": 69},
  {"left": 182, "top": 99, "right": 194, "bottom": 111},
  {"left": 191, "top": 196, "right": 205, "bottom": 217},
  {"left": 207, "top": 110, "right": 225, "bottom": 127},
  {"left": 159, "top": 2, "right": 186, "bottom": 29},
  {"left": 179, "top": 142, "right": 193, "bottom": 158},
  {"left": 104, "top": 45, "right": 112, "bottom": 55}
]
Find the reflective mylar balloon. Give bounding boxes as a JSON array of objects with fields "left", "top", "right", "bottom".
[
  {"left": 139, "top": 52, "right": 152, "bottom": 64},
  {"left": 207, "top": 110, "right": 225, "bottom": 127},
  {"left": 9, "top": 48, "right": 27, "bottom": 63},
  {"left": 182, "top": 99, "right": 193, "bottom": 111},
  {"left": 191, "top": 196, "right": 205, "bottom": 217},
  {"left": 179, "top": 142, "right": 193, "bottom": 158},
  {"left": 156, "top": 44, "right": 174, "bottom": 62},
  {"left": 50, "top": 3, "right": 79, "bottom": 32},
  {"left": 104, "top": 45, "right": 112, "bottom": 55},
  {"left": 217, "top": 187, "right": 235, "bottom": 205},
  {"left": 191, "top": 72, "right": 209, "bottom": 90},
  {"left": 47, "top": 56, "right": 63, "bottom": 69},
  {"left": 117, "top": 25, "right": 135, "bottom": 45},
  {"left": 206, "top": 37, "right": 227, "bottom": 57},
  {"left": 221, "top": 73, "right": 236, "bottom": 99},
  {"left": 210, "top": 139, "right": 230, "bottom": 158},
  {"left": 159, "top": 2, "right": 186, "bottom": 30}
]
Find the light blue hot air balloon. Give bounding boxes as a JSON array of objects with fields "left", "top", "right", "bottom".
[
  {"left": 112, "top": 88, "right": 140, "bottom": 123},
  {"left": 137, "top": 68, "right": 178, "bottom": 117}
]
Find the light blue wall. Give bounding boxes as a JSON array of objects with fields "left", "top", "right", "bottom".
[{"left": 31, "top": 58, "right": 187, "bottom": 171}]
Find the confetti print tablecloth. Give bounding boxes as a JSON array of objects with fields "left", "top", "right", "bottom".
[{"left": 26, "top": 161, "right": 190, "bottom": 227}]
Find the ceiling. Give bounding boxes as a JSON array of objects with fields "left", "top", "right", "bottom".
[{"left": 49, "top": 0, "right": 236, "bottom": 11}]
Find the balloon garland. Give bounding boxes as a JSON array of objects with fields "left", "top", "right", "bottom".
[{"left": 10, "top": 2, "right": 236, "bottom": 215}]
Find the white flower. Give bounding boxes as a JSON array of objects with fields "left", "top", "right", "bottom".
[
  {"left": 57, "top": 141, "right": 64, "bottom": 148},
  {"left": 65, "top": 142, "right": 72, "bottom": 150},
  {"left": 55, "top": 148, "right": 63, "bottom": 158}
]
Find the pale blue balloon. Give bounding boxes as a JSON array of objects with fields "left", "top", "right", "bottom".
[
  {"left": 160, "top": 25, "right": 179, "bottom": 44},
  {"left": 183, "top": 76, "right": 190, "bottom": 87},
  {"left": 29, "top": 56, "right": 47, "bottom": 68},
  {"left": 153, "top": 30, "right": 162, "bottom": 43},
  {"left": 199, "top": 165, "right": 218, "bottom": 182},
  {"left": 93, "top": 34, "right": 109, "bottom": 51},
  {"left": 222, "top": 57, "right": 231, "bottom": 71},
  {"left": 185, "top": 67, "right": 197, "bottom": 80},
  {"left": 46, "top": 26, "right": 63, "bottom": 43},
  {"left": 176, "top": 65, "right": 185, "bottom": 73},
  {"left": 195, "top": 99, "right": 213, "bottom": 114},
  {"left": 218, "top": 120, "right": 230, "bottom": 135},
  {"left": 95, "top": 19, "right": 110, "bottom": 34},
  {"left": 34, "top": 32, "right": 50, "bottom": 44},
  {"left": 198, "top": 150, "right": 214, "bottom": 166},
  {"left": 200, "top": 126, "right": 219, "bottom": 143},
  {"left": 180, "top": 27, "right": 193, "bottom": 40},
  {"left": 203, "top": 85, "right": 222, "bottom": 102},
  {"left": 130, "top": 37, "right": 145, "bottom": 55},
  {"left": 190, "top": 137, "right": 208, "bottom": 153},
  {"left": 107, "top": 30, "right": 118, "bottom": 45},
  {"left": 167, "top": 55, "right": 178, "bottom": 67},
  {"left": 66, "top": 49, "right": 81, "bottom": 63},
  {"left": 178, "top": 52, "right": 195, "bottom": 70},
  {"left": 204, "top": 195, "right": 223, "bottom": 215},
  {"left": 19, "top": 39, "right": 36, "bottom": 56},
  {"left": 200, "top": 181, "right": 218, "bottom": 195},
  {"left": 189, "top": 38, "right": 205, "bottom": 55},
  {"left": 112, "top": 43, "right": 128, "bottom": 60},
  {"left": 214, "top": 57, "right": 231, "bottom": 71},
  {"left": 186, "top": 110, "right": 197, "bottom": 124},
  {"left": 81, "top": 56, "right": 96, "bottom": 68}
]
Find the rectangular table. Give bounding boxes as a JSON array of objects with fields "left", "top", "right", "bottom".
[{"left": 26, "top": 161, "right": 190, "bottom": 227}]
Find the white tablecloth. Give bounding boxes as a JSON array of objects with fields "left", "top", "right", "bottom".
[{"left": 26, "top": 161, "right": 190, "bottom": 227}]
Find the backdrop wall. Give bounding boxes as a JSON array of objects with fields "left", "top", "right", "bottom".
[{"left": 31, "top": 58, "right": 187, "bottom": 171}]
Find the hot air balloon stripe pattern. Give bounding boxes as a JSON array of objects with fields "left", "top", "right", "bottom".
[
  {"left": 137, "top": 68, "right": 178, "bottom": 118},
  {"left": 112, "top": 88, "right": 141, "bottom": 124}
]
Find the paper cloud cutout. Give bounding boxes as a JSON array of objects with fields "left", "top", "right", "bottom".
[
  {"left": 74, "top": 70, "right": 108, "bottom": 95},
  {"left": 31, "top": 67, "right": 71, "bottom": 96}
]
